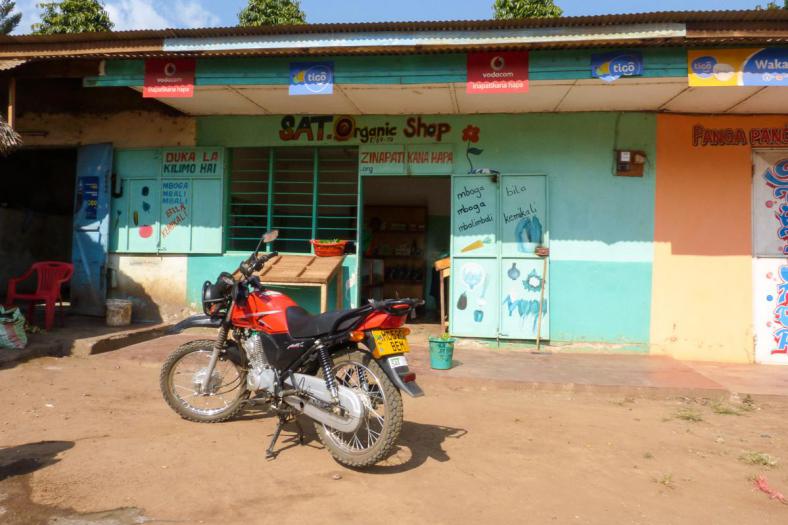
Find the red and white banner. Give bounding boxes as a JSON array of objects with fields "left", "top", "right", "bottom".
[
  {"left": 466, "top": 51, "right": 529, "bottom": 94},
  {"left": 143, "top": 59, "right": 195, "bottom": 98}
]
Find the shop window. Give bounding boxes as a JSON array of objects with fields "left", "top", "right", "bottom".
[
  {"left": 227, "top": 147, "right": 358, "bottom": 254},
  {"left": 227, "top": 148, "right": 270, "bottom": 253}
]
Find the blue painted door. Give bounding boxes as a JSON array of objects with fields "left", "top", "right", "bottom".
[
  {"left": 451, "top": 175, "right": 499, "bottom": 338},
  {"left": 71, "top": 144, "right": 113, "bottom": 316},
  {"left": 450, "top": 173, "right": 549, "bottom": 340}
]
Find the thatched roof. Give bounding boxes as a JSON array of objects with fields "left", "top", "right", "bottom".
[{"left": 0, "top": 115, "right": 21, "bottom": 156}]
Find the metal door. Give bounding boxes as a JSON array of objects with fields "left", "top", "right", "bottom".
[
  {"left": 753, "top": 150, "right": 788, "bottom": 364},
  {"left": 71, "top": 144, "right": 113, "bottom": 316}
]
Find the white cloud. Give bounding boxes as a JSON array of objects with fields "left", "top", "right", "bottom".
[
  {"left": 171, "top": 0, "right": 221, "bottom": 28},
  {"left": 10, "top": 0, "right": 222, "bottom": 34},
  {"left": 105, "top": 0, "right": 170, "bottom": 30}
]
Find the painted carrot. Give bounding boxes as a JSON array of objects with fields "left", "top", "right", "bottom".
[{"left": 461, "top": 239, "right": 485, "bottom": 253}]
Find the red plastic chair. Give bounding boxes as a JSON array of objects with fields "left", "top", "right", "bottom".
[{"left": 5, "top": 262, "right": 74, "bottom": 330}]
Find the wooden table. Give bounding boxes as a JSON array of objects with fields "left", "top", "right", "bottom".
[
  {"left": 256, "top": 255, "right": 345, "bottom": 313},
  {"left": 434, "top": 257, "right": 451, "bottom": 333}
]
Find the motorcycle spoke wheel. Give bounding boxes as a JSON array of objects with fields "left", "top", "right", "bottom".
[
  {"left": 315, "top": 350, "right": 403, "bottom": 468},
  {"left": 160, "top": 340, "right": 248, "bottom": 423}
]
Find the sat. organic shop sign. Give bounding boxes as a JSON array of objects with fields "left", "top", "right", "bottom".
[{"left": 359, "top": 144, "right": 454, "bottom": 175}]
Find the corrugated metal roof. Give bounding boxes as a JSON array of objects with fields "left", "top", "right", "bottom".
[
  {"left": 0, "top": 59, "right": 26, "bottom": 70},
  {"left": 2, "top": 9, "right": 785, "bottom": 42},
  {"left": 0, "top": 10, "right": 784, "bottom": 60}
]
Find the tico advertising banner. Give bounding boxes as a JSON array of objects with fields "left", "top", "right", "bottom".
[
  {"left": 289, "top": 62, "right": 334, "bottom": 96},
  {"left": 143, "top": 59, "right": 195, "bottom": 98},
  {"left": 688, "top": 48, "right": 788, "bottom": 87},
  {"left": 591, "top": 51, "right": 643, "bottom": 82},
  {"left": 467, "top": 51, "right": 529, "bottom": 94}
]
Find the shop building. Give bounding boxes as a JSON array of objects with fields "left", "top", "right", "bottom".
[{"left": 0, "top": 10, "right": 786, "bottom": 363}]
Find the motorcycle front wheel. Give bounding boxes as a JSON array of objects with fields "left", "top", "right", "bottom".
[
  {"left": 314, "top": 349, "right": 403, "bottom": 468},
  {"left": 160, "top": 339, "right": 248, "bottom": 423}
]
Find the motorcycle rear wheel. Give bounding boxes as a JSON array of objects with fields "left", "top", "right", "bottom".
[
  {"left": 160, "top": 339, "right": 248, "bottom": 423},
  {"left": 314, "top": 349, "right": 403, "bottom": 468}
]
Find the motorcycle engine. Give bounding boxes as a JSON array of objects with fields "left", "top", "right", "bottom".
[{"left": 243, "top": 332, "right": 276, "bottom": 393}]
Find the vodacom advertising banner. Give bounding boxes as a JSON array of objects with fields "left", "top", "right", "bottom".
[
  {"left": 143, "top": 59, "right": 196, "bottom": 98},
  {"left": 467, "top": 51, "right": 529, "bottom": 94}
]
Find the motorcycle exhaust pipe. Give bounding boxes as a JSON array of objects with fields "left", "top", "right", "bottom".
[{"left": 281, "top": 373, "right": 366, "bottom": 434}]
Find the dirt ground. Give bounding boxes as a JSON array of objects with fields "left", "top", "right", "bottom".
[{"left": 1, "top": 338, "right": 788, "bottom": 524}]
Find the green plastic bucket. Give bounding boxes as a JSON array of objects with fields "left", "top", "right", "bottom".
[{"left": 428, "top": 337, "right": 455, "bottom": 370}]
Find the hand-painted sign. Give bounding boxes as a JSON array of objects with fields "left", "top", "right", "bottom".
[
  {"left": 692, "top": 125, "right": 788, "bottom": 147},
  {"left": 591, "top": 51, "right": 643, "bottom": 82},
  {"left": 143, "top": 59, "right": 195, "bottom": 98},
  {"left": 689, "top": 48, "right": 788, "bottom": 87},
  {"left": 358, "top": 144, "right": 454, "bottom": 175},
  {"left": 467, "top": 51, "right": 529, "bottom": 94},
  {"left": 161, "top": 148, "right": 223, "bottom": 176},
  {"left": 289, "top": 62, "right": 334, "bottom": 96},
  {"left": 359, "top": 145, "right": 406, "bottom": 175},
  {"left": 407, "top": 145, "right": 454, "bottom": 175}
]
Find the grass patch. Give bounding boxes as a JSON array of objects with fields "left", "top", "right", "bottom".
[
  {"left": 740, "top": 395, "right": 757, "bottom": 412},
  {"left": 739, "top": 452, "right": 778, "bottom": 468},
  {"left": 674, "top": 408, "right": 703, "bottom": 422},
  {"left": 653, "top": 473, "right": 674, "bottom": 489},
  {"left": 711, "top": 401, "right": 741, "bottom": 416}
]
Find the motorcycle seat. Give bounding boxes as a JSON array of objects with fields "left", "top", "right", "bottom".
[{"left": 286, "top": 306, "right": 367, "bottom": 339}]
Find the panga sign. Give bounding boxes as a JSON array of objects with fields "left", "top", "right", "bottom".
[
  {"left": 689, "top": 48, "right": 788, "bottom": 87},
  {"left": 144, "top": 59, "right": 195, "bottom": 98},
  {"left": 467, "top": 51, "right": 529, "bottom": 94},
  {"left": 693, "top": 125, "right": 788, "bottom": 147}
]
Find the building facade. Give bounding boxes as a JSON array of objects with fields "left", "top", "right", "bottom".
[{"left": 1, "top": 11, "right": 786, "bottom": 363}]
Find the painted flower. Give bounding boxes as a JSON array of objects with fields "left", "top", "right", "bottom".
[{"left": 462, "top": 125, "right": 481, "bottom": 143}]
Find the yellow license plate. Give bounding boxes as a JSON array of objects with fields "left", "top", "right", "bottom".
[{"left": 371, "top": 329, "right": 410, "bottom": 357}]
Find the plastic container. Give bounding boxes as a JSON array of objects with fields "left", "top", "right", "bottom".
[
  {"left": 105, "top": 299, "right": 132, "bottom": 327},
  {"left": 311, "top": 240, "right": 348, "bottom": 257},
  {"left": 428, "top": 336, "right": 455, "bottom": 370}
]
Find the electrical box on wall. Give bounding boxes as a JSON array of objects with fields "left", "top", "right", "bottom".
[{"left": 614, "top": 150, "right": 646, "bottom": 177}]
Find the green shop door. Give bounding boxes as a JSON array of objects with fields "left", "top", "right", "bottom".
[{"left": 450, "top": 174, "right": 549, "bottom": 340}]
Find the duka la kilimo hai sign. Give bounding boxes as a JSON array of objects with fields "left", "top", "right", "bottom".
[
  {"left": 144, "top": 59, "right": 196, "bottom": 98},
  {"left": 693, "top": 125, "right": 788, "bottom": 147}
]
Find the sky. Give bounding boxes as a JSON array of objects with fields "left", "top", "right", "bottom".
[{"left": 10, "top": 0, "right": 775, "bottom": 34}]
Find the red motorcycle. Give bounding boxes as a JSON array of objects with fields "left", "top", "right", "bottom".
[{"left": 161, "top": 231, "right": 423, "bottom": 467}]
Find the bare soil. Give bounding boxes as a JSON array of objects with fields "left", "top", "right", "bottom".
[{"left": 1, "top": 340, "right": 787, "bottom": 524}]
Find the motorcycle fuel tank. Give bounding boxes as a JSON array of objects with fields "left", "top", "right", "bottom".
[{"left": 231, "top": 290, "right": 297, "bottom": 333}]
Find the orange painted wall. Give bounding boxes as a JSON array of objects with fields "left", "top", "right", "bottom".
[{"left": 652, "top": 114, "right": 788, "bottom": 363}]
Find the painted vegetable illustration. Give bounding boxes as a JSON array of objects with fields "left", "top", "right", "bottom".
[
  {"left": 133, "top": 210, "right": 139, "bottom": 226},
  {"left": 507, "top": 262, "right": 521, "bottom": 281},
  {"left": 461, "top": 236, "right": 492, "bottom": 253}
]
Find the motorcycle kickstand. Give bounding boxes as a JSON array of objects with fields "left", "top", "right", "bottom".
[{"left": 265, "top": 414, "right": 287, "bottom": 460}]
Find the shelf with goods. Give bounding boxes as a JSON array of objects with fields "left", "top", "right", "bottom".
[{"left": 363, "top": 205, "right": 427, "bottom": 301}]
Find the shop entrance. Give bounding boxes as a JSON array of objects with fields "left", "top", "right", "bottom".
[
  {"left": 360, "top": 176, "right": 451, "bottom": 323},
  {"left": 0, "top": 147, "right": 77, "bottom": 301},
  {"left": 752, "top": 149, "right": 788, "bottom": 365}
]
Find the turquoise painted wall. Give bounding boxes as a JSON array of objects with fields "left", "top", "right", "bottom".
[
  {"left": 85, "top": 48, "right": 687, "bottom": 88},
  {"left": 192, "top": 112, "right": 655, "bottom": 344}
]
